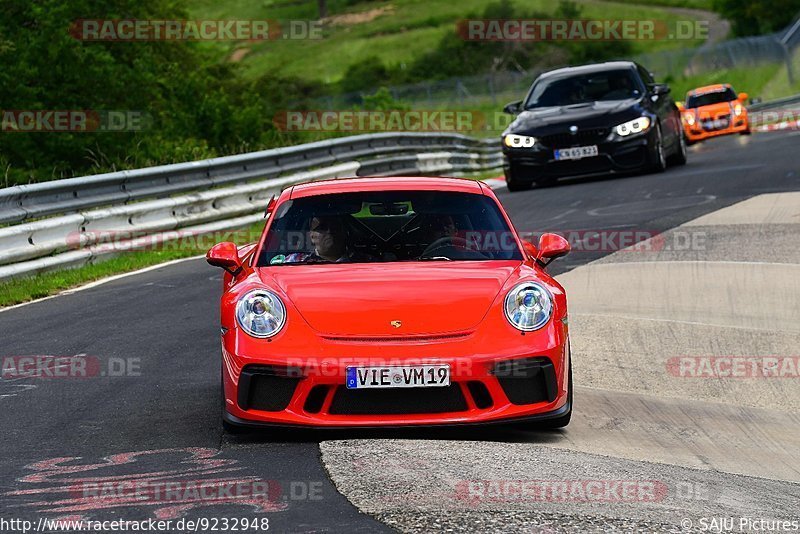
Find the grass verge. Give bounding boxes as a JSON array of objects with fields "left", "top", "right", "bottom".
[{"left": 187, "top": 0, "right": 703, "bottom": 83}]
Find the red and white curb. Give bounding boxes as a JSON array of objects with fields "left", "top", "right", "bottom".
[{"left": 755, "top": 120, "right": 800, "bottom": 132}]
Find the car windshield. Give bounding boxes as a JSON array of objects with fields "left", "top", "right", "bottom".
[
  {"left": 524, "top": 69, "right": 642, "bottom": 109},
  {"left": 257, "top": 190, "right": 523, "bottom": 266},
  {"left": 686, "top": 88, "right": 737, "bottom": 108}
]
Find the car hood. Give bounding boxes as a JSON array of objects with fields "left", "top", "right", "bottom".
[
  {"left": 259, "top": 262, "right": 520, "bottom": 336},
  {"left": 505, "top": 98, "right": 643, "bottom": 135}
]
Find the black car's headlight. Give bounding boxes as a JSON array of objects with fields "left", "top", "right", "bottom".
[
  {"left": 503, "top": 134, "right": 537, "bottom": 148},
  {"left": 613, "top": 117, "right": 651, "bottom": 137},
  {"left": 504, "top": 282, "right": 553, "bottom": 331},
  {"left": 236, "top": 289, "right": 286, "bottom": 338}
]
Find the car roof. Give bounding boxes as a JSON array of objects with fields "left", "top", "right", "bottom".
[
  {"left": 288, "top": 176, "right": 485, "bottom": 199},
  {"left": 688, "top": 84, "right": 730, "bottom": 96},
  {"left": 538, "top": 61, "right": 637, "bottom": 79}
]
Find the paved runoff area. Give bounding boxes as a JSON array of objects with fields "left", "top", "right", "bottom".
[{"left": 320, "top": 192, "right": 800, "bottom": 532}]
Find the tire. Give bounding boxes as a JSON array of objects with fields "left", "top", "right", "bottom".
[
  {"left": 648, "top": 123, "right": 667, "bottom": 173},
  {"left": 533, "top": 177, "right": 557, "bottom": 189},
  {"left": 506, "top": 177, "right": 532, "bottom": 192},
  {"left": 667, "top": 129, "right": 688, "bottom": 166},
  {"left": 740, "top": 128, "right": 751, "bottom": 135}
]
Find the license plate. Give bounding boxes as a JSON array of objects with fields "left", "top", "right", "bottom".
[
  {"left": 704, "top": 119, "right": 728, "bottom": 130},
  {"left": 345, "top": 365, "right": 450, "bottom": 389},
  {"left": 554, "top": 145, "right": 598, "bottom": 160}
]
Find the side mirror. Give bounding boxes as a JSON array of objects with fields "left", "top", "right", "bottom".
[
  {"left": 738, "top": 92, "right": 749, "bottom": 102},
  {"left": 503, "top": 100, "right": 522, "bottom": 115},
  {"left": 207, "top": 242, "right": 242, "bottom": 275},
  {"left": 522, "top": 240, "right": 538, "bottom": 260},
  {"left": 537, "top": 233, "right": 570, "bottom": 264},
  {"left": 676, "top": 101, "right": 685, "bottom": 111},
  {"left": 651, "top": 84, "right": 670, "bottom": 96}
]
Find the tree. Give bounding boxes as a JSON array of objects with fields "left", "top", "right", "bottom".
[{"left": 713, "top": 0, "right": 800, "bottom": 37}]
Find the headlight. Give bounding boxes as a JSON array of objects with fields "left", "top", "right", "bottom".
[
  {"left": 503, "top": 134, "right": 536, "bottom": 148},
  {"left": 683, "top": 112, "right": 695, "bottom": 126},
  {"left": 504, "top": 282, "right": 553, "bottom": 331},
  {"left": 236, "top": 289, "right": 286, "bottom": 338},
  {"left": 733, "top": 103, "right": 743, "bottom": 116},
  {"left": 614, "top": 116, "right": 651, "bottom": 137}
]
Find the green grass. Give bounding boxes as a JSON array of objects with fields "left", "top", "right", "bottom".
[
  {"left": 0, "top": 222, "right": 266, "bottom": 308},
  {"left": 666, "top": 63, "right": 783, "bottom": 102},
  {"left": 759, "top": 47, "right": 800, "bottom": 101},
  {"left": 186, "top": 0, "right": 706, "bottom": 83}
]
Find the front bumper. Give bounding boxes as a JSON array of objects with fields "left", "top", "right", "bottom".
[
  {"left": 223, "top": 396, "right": 572, "bottom": 430},
  {"left": 221, "top": 327, "right": 570, "bottom": 428},
  {"left": 502, "top": 129, "right": 655, "bottom": 183},
  {"left": 684, "top": 113, "right": 749, "bottom": 142}
]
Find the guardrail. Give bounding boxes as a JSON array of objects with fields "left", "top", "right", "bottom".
[
  {"left": 0, "top": 133, "right": 500, "bottom": 225},
  {"left": 0, "top": 133, "right": 503, "bottom": 282},
  {"left": 749, "top": 93, "right": 800, "bottom": 111}
]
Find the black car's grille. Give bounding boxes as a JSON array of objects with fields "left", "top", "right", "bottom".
[
  {"left": 328, "top": 384, "right": 468, "bottom": 415},
  {"left": 493, "top": 357, "right": 558, "bottom": 405},
  {"left": 541, "top": 128, "right": 610, "bottom": 148}
]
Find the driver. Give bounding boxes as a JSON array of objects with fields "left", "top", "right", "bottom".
[
  {"left": 606, "top": 75, "right": 635, "bottom": 99},
  {"left": 285, "top": 215, "right": 372, "bottom": 263},
  {"left": 423, "top": 214, "right": 458, "bottom": 243}
]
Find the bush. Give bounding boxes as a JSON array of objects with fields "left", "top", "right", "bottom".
[
  {"left": 713, "top": 0, "right": 800, "bottom": 37},
  {"left": 0, "top": 0, "right": 322, "bottom": 184}
]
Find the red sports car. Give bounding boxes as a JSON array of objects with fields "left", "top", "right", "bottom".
[{"left": 206, "top": 177, "right": 572, "bottom": 431}]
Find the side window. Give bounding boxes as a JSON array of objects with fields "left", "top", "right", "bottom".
[{"left": 637, "top": 65, "right": 654, "bottom": 86}]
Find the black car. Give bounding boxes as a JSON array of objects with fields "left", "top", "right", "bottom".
[{"left": 501, "top": 61, "right": 687, "bottom": 191}]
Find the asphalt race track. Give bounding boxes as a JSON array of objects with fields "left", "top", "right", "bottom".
[{"left": 1, "top": 130, "right": 799, "bottom": 532}]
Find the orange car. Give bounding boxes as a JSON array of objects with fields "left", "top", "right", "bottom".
[{"left": 678, "top": 84, "right": 750, "bottom": 144}]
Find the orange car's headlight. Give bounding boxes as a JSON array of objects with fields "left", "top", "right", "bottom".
[
  {"left": 682, "top": 112, "right": 695, "bottom": 126},
  {"left": 733, "top": 103, "right": 744, "bottom": 116}
]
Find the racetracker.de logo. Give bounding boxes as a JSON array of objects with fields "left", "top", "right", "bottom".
[
  {"left": 456, "top": 479, "right": 669, "bottom": 504},
  {"left": 1, "top": 110, "right": 148, "bottom": 132},
  {"left": 273, "top": 110, "right": 482, "bottom": 132},
  {"left": 1, "top": 355, "right": 141, "bottom": 378},
  {"left": 457, "top": 19, "right": 708, "bottom": 41},
  {"left": 667, "top": 357, "right": 800, "bottom": 378},
  {"left": 69, "top": 19, "right": 321, "bottom": 41}
]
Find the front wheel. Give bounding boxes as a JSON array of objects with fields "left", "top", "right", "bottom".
[
  {"left": 506, "top": 175, "right": 533, "bottom": 192},
  {"left": 648, "top": 124, "right": 667, "bottom": 173},
  {"left": 667, "top": 129, "right": 688, "bottom": 166}
]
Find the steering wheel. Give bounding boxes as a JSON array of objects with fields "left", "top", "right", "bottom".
[{"left": 420, "top": 236, "right": 489, "bottom": 260}]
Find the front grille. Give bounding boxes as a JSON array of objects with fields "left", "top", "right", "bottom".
[
  {"left": 238, "top": 365, "right": 301, "bottom": 412},
  {"left": 467, "top": 381, "right": 493, "bottom": 409},
  {"left": 328, "top": 384, "right": 468, "bottom": 415},
  {"left": 540, "top": 158, "right": 612, "bottom": 178},
  {"left": 304, "top": 385, "right": 329, "bottom": 414},
  {"left": 493, "top": 357, "right": 558, "bottom": 405},
  {"left": 541, "top": 128, "right": 609, "bottom": 148}
]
